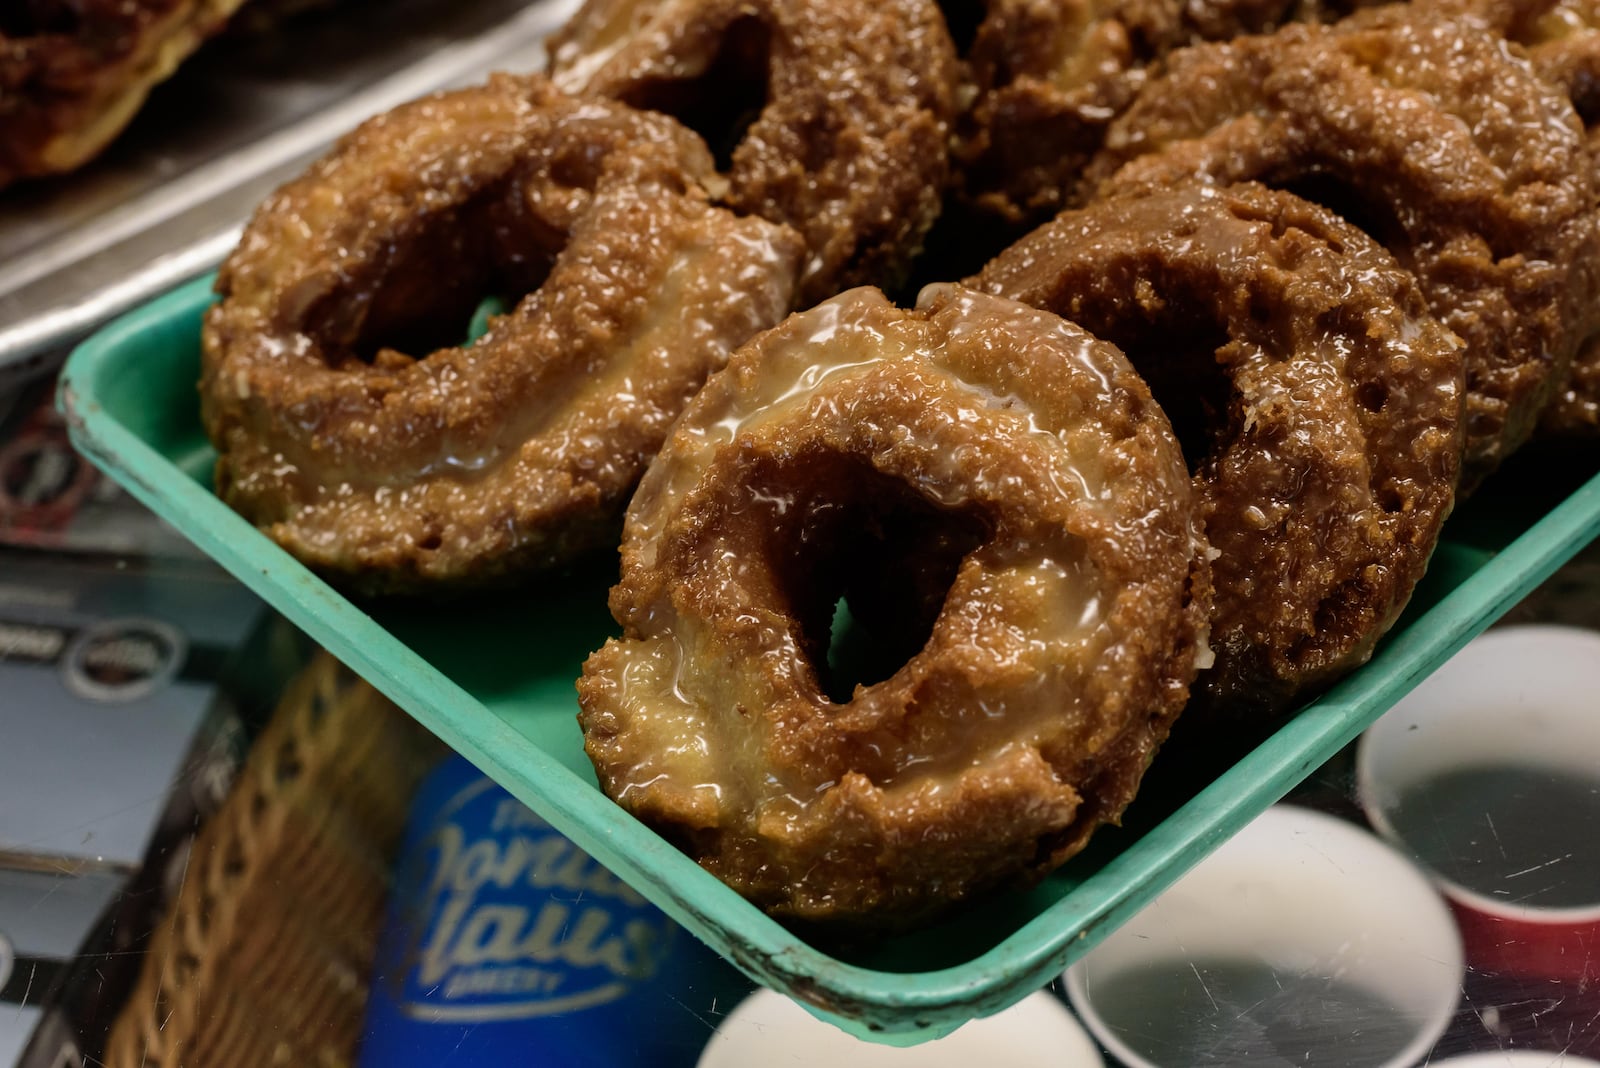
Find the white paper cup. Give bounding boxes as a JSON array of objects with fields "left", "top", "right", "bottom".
[
  {"left": 1064, "top": 804, "right": 1463, "bottom": 1068},
  {"left": 696, "top": 988, "right": 1103, "bottom": 1068},
  {"left": 1429, "top": 1054, "right": 1600, "bottom": 1067},
  {"left": 1357, "top": 625, "right": 1600, "bottom": 982}
]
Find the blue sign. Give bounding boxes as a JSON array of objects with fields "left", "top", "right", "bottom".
[{"left": 360, "top": 756, "right": 748, "bottom": 1066}]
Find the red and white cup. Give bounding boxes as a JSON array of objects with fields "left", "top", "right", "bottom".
[{"left": 1358, "top": 625, "right": 1600, "bottom": 984}]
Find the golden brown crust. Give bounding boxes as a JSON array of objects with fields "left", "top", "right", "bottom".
[
  {"left": 579, "top": 285, "right": 1210, "bottom": 925},
  {"left": 201, "top": 74, "right": 803, "bottom": 593},
  {"left": 972, "top": 183, "right": 1464, "bottom": 718},
  {"left": 1082, "top": 11, "right": 1597, "bottom": 487},
  {"left": 1547, "top": 326, "right": 1600, "bottom": 435},
  {"left": 0, "top": 0, "right": 248, "bottom": 188},
  {"left": 951, "top": 0, "right": 1304, "bottom": 230},
  {"left": 1457, "top": 0, "right": 1600, "bottom": 438},
  {"left": 547, "top": 0, "right": 959, "bottom": 304}
]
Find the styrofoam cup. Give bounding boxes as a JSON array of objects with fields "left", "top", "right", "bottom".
[
  {"left": 1064, "top": 804, "right": 1463, "bottom": 1068},
  {"left": 696, "top": 988, "right": 1103, "bottom": 1067}
]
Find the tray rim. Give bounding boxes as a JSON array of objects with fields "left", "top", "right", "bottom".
[{"left": 57, "top": 274, "right": 1600, "bottom": 1041}]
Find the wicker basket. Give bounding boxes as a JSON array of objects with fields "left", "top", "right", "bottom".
[{"left": 104, "top": 651, "right": 441, "bottom": 1068}]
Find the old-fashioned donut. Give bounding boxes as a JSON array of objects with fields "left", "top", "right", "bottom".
[
  {"left": 973, "top": 182, "right": 1464, "bottom": 718},
  {"left": 546, "top": 0, "right": 959, "bottom": 304},
  {"left": 1082, "top": 11, "right": 1597, "bottom": 484},
  {"left": 1459, "top": 0, "right": 1600, "bottom": 437},
  {"left": 201, "top": 74, "right": 804, "bottom": 592},
  {"left": 951, "top": 0, "right": 1310, "bottom": 231},
  {"left": 0, "top": 0, "right": 248, "bottom": 188},
  {"left": 579, "top": 285, "right": 1210, "bottom": 925}
]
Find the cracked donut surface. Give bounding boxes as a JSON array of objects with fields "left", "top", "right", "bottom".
[
  {"left": 578, "top": 285, "right": 1210, "bottom": 926},
  {"left": 547, "top": 0, "right": 959, "bottom": 304},
  {"left": 201, "top": 74, "right": 803, "bottom": 593},
  {"left": 973, "top": 182, "right": 1464, "bottom": 718}
]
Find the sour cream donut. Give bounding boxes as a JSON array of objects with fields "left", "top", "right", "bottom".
[
  {"left": 1083, "top": 11, "right": 1597, "bottom": 484},
  {"left": 201, "top": 75, "right": 803, "bottom": 592},
  {"left": 974, "top": 183, "right": 1464, "bottom": 718},
  {"left": 547, "top": 0, "right": 959, "bottom": 304},
  {"left": 579, "top": 285, "right": 1210, "bottom": 925}
]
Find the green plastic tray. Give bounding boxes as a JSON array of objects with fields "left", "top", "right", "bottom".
[{"left": 59, "top": 275, "right": 1600, "bottom": 1043}]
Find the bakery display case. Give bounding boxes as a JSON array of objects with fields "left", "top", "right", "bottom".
[{"left": 4, "top": 0, "right": 1600, "bottom": 1063}]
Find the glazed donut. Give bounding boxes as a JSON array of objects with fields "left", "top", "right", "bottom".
[
  {"left": 1519, "top": 1, "right": 1600, "bottom": 441},
  {"left": 0, "top": 0, "right": 248, "bottom": 188},
  {"left": 972, "top": 182, "right": 1464, "bottom": 718},
  {"left": 579, "top": 285, "right": 1210, "bottom": 925},
  {"left": 1082, "top": 11, "right": 1597, "bottom": 485},
  {"left": 1464, "top": 0, "right": 1600, "bottom": 437},
  {"left": 546, "top": 0, "right": 959, "bottom": 304},
  {"left": 201, "top": 74, "right": 804, "bottom": 592},
  {"left": 952, "top": 0, "right": 1307, "bottom": 230}
]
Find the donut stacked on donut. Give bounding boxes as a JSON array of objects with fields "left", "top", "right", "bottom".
[
  {"left": 579, "top": 285, "right": 1211, "bottom": 924},
  {"left": 950, "top": 0, "right": 1303, "bottom": 229},
  {"left": 202, "top": 75, "right": 804, "bottom": 591},
  {"left": 971, "top": 182, "right": 1464, "bottom": 717},
  {"left": 1079, "top": 10, "right": 1597, "bottom": 487},
  {"left": 940, "top": 0, "right": 1600, "bottom": 455},
  {"left": 547, "top": 0, "right": 960, "bottom": 303},
  {"left": 197, "top": 0, "right": 1592, "bottom": 928}
]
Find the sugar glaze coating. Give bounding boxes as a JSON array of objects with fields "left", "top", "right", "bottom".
[
  {"left": 201, "top": 75, "right": 803, "bottom": 592},
  {"left": 0, "top": 0, "right": 248, "bottom": 187},
  {"left": 579, "top": 285, "right": 1210, "bottom": 925},
  {"left": 952, "top": 0, "right": 1302, "bottom": 229},
  {"left": 548, "top": 0, "right": 959, "bottom": 304},
  {"left": 974, "top": 183, "right": 1464, "bottom": 717},
  {"left": 1083, "top": 11, "right": 1597, "bottom": 485}
]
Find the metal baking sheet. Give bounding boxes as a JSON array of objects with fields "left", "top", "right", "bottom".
[{"left": 0, "top": 0, "right": 578, "bottom": 388}]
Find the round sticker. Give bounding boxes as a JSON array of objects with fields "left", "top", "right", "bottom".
[
  {"left": 63, "top": 618, "right": 187, "bottom": 702},
  {"left": 0, "top": 433, "right": 95, "bottom": 526}
]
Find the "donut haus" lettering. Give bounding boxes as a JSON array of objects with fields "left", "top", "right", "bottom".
[{"left": 406, "top": 801, "right": 673, "bottom": 1019}]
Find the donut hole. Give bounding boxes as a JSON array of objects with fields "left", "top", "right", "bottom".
[
  {"left": 937, "top": 0, "right": 986, "bottom": 57},
  {"left": 304, "top": 189, "right": 565, "bottom": 363},
  {"left": 1267, "top": 171, "right": 1407, "bottom": 254},
  {"left": 1355, "top": 380, "right": 1389, "bottom": 413},
  {"left": 615, "top": 16, "right": 771, "bottom": 173},
  {"left": 827, "top": 503, "right": 991, "bottom": 702},
  {"left": 1289, "top": 577, "right": 1373, "bottom": 669},
  {"left": 744, "top": 450, "right": 990, "bottom": 703},
  {"left": 1060, "top": 295, "right": 1236, "bottom": 471}
]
